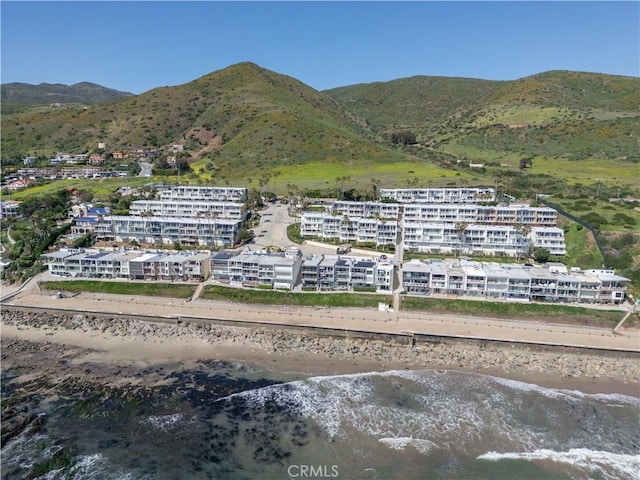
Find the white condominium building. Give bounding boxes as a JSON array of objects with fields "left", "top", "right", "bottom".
[
  {"left": 0, "top": 200, "right": 21, "bottom": 219},
  {"left": 403, "top": 222, "right": 531, "bottom": 257},
  {"left": 158, "top": 186, "right": 248, "bottom": 202},
  {"left": 402, "top": 203, "right": 557, "bottom": 226},
  {"left": 299, "top": 254, "right": 395, "bottom": 293},
  {"left": 95, "top": 216, "right": 242, "bottom": 247},
  {"left": 401, "top": 258, "right": 628, "bottom": 304},
  {"left": 530, "top": 227, "right": 567, "bottom": 255},
  {"left": 42, "top": 248, "right": 212, "bottom": 281},
  {"left": 379, "top": 187, "right": 495, "bottom": 203},
  {"left": 328, "top": 201, "right": 400, "bottom": 219},
  {"left": 300, "top": 212, "right": 398, "bottom": 246},
  {"left": 213, "top": 247, "right": 303, "bottom": 290},
  {"left": 129, "top": 200, "right": 246, "bottom": 221}
]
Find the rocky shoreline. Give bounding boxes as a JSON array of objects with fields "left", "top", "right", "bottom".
[{"left": 2, "top": 308, "right": 640, "bottom": 386}]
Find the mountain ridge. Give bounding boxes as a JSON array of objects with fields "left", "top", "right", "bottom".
[
  {"left": 1, "top": 62, "right": 411, "bottom": 175},
  {"left": 2, "top": 62, "right": 638, "bottom": 171},
  {"left": 1, "top": 81, "right": 134, "bottom": 105}
]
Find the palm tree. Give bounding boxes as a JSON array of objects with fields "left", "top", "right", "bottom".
[
  {"left": 370, "top": 177, "right": 381, "bottom": 201},
  {"left": 514, "top": 223, "right": 532, "bottom": 262},
  {"left": 455, "top": 221, "right": 468, "bottom": 256},
  {"left": 335, "top": 176, "right": 351, "bottom": 200},
  {"left": 272, "top": 170, "right": 281, "bottom": 194}
]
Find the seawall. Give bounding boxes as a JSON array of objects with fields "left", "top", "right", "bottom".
[{"left": 2, "top": 305, "right": 639, "bottom": 384}]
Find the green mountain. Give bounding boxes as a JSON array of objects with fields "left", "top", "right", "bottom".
[
  {"left": 2, "top": 64, "right": 638, "bottom": 178},
  {"left": 1, "top": 62, "right": 410, "bottom": 174},
  {"left": 325, "top": 70, "right": 640, "bottom": 163},
  {"left": 1, "top": 81, "right": 133, "bottom": 105}
]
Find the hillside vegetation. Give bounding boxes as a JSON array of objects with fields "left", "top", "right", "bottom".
[
  {"left": 325, "top": 70, "right": 640, "bottom": 164},
  {"left": 0, "top": 81, "right": 133, "bottom": 104},
  {"left": 1, "top": 63, "right": 414, "bottom": 178}
]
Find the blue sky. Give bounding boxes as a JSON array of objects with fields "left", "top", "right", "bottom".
[{"left": 2, "top": 1, "right": 638, "bottom": 94}]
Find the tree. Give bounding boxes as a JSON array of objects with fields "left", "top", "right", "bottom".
[
  {"left": 335, "top": 175, "right": 351, "bottom": 200},
  {"left": 455, "top": 222, "right": 468, "bottom": 255},
  {"left": 272, "top": 170, "right": 281, "bottom": 193},
  {"left": 391, "top": 131, "right": 416, "bottom": 145},
  {"left": 370, "top": 177, "right": 381, "bottom": 201},
  {"left": 406, "top": 177, "right": 420, "bottom": 188},
  {"left": 533, "top": 247, "right": 551, "bottom": 263},
  {"left": 519, "top": 157, "right": 533, "bottom": 169},
  {"left": 514, "top": 223, "right": 532, "bottom": 262}
]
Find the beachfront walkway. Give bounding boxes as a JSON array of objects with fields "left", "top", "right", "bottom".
[{"left": 5, "top": 288, "right": 639, "bottom": 353}]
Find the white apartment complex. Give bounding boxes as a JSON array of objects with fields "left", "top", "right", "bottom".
[
  {"left": 530, "top": 227, "right": 568, "bottom": 256},
  {"left": 327, "top": 201, "right": 401, "bottom": 219},
  {"left": 158, "top": 186, "right": 248, "bottom": 202},
  {"left": 42, "top": 247, "right": 628, "bottom": 304},
  {"left": 299, "top": 254, "right": 395, "bottom": 293},
  {"left": 311, "top": 201, "right": 557, "bottom": 226},
  {"left": 379, "top": 187, "right": 495, "bottom": 203},
  {"left": 129, "top": 200, "right": 246, "bottom": 221},
  {"left": 228, "top": 249, "right": 302, "bottom": 290},
  {"left": 300, "top": 212, "right": 398, "bottom": 246},
  {"left": 43, "top": 248, "right": 212, "bottom": 281},
  {"left": 94, "top": 216, "right": 242, "bottom": 247},
  {"left": 211, "top": 247, "right": 304, "bottom": 290},
  {"left": 403, "top": 222, "right": 566, "bottom": 256},
  {"left": 402, "top": 203, "right": 557, "bottom": 226},
  {"left": 401, "top": 258, "right": 628, "bottom": 304},
  {"left": 300, "top": 193, "right": 565, "bottom": 257}
]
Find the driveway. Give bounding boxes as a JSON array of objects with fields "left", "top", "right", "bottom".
[
  {"left": 138, "top": 162, "right": 153, "bottom": 177},
  {"left": 251, "top": 203, "right": 336, "bottom": 256}
]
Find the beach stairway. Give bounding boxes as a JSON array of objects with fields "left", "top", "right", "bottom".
[{"left": 191, "top": 282, "right": 206, "bottom": 302}]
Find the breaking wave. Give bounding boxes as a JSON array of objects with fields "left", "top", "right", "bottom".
[
  {"left": 478, "top": 448, "right": 640, "bottom": 480},
  {"left": 229, "top": 369, "right": 640, "bottom": 479}
]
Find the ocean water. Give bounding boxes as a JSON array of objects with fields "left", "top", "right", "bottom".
[{"left": 2, "top": 362, "right": 639, "bottom": 480}]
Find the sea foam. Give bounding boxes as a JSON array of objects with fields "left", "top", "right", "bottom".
[
  {"left": 477, "top": 448, "right": 640, "bottom": 480},
  {"left": 142, "top": 413, "right": 190, "bottom": 431},
  {"left": 229, "top": 369, "right": 640, "bottom": 462},
  {"left": 378, "top": 437, "right": 438, "bottom": 455}
]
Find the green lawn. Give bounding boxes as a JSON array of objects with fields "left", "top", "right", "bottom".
[
  {"left": 40, "top": 280, "right": 197, "bottom": 298},
  {"left": 529, "top": 157, "right": 640, "bottom": 187},
  {"left": 400, "top": 295, "right": 622, "bottom": 323},
  {"left": 549, "top": 196, "right": 639, "bottom": 234},
  {"left": 201, "top": 284, "right": 392, "bottom": 308}
]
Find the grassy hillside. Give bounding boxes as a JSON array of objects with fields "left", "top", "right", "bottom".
[
  {"left": 325, "top": 75, "right": 501, "bottom": 131},
  {"left": 326, "top": 71, "right": 640, "bottom": 163},
  {"left": 1, "top": 62, "right": 415, "bottom": 178},
  {"left": 1, "top": 81, "right": 133, "bottom": 104}
]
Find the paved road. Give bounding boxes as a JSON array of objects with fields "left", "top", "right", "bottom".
[
  {"left": 138, "top": 161, "right": 153, "bottom": 177},
  {"left": 251, "top": 203, "right": 337, "bottom": 256}
]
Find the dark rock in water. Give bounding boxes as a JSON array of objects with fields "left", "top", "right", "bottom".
[
  {"left": 97, "top": 438, "right": 120, "bottom": 449},
  {"left": 1, "top": 411, "right": 45, "bottom": 447}
]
